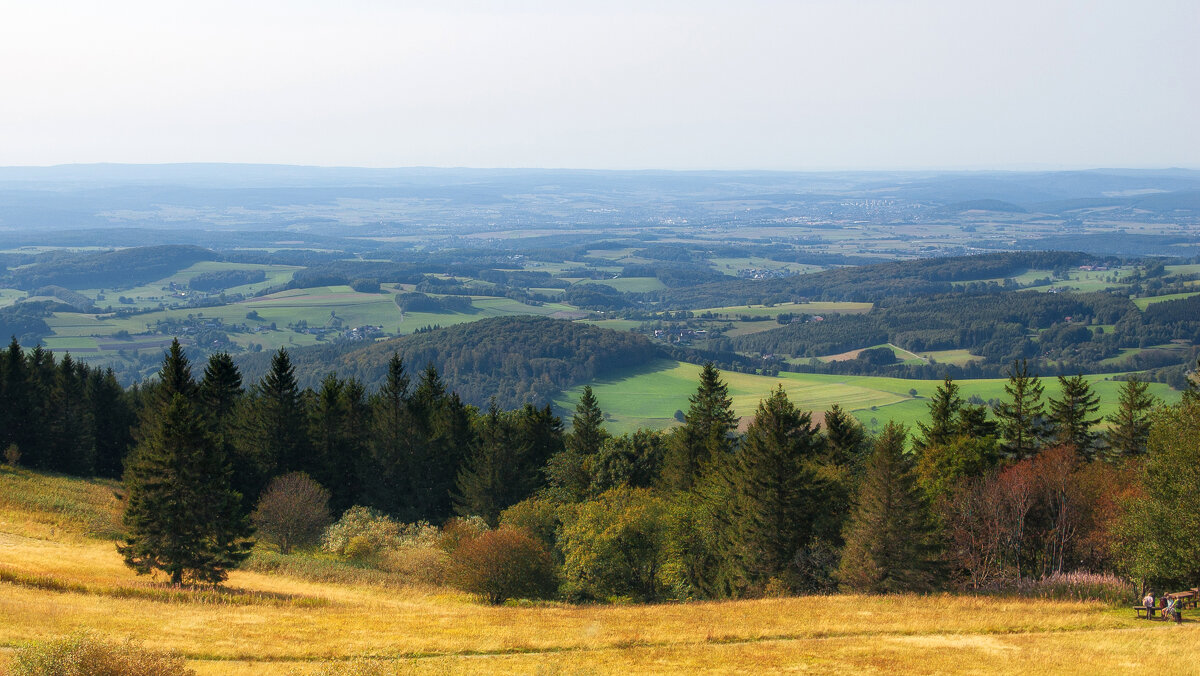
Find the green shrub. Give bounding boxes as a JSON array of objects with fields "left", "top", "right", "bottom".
[
  {"left": 559, "top": 487, "right": 669, "bottom": 602},
  {"left": 449, "top": 526, "right": 557, "bottom": 604},
  {"left": 500, "top": 497, "right": 560, "bottom": 552},
  {"left": 321, "top": 506, "right": 401, "bottom": 558},
  {"left": 10, "top": 631, "right": 194, "bottom": 676}
]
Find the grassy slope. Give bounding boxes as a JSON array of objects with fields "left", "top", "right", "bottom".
[
  {"left": 558, "top": 360, "right": 1183, "bottom": 434},
  {"left": 1, "top": 467, "right": 1195, "bottom": 675}
]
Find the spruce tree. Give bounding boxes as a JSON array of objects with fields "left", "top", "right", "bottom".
[
  {"left": 455, "top": 400, "right": 528, "bottom": 524},
  {"left": 1048, "top": 374, "right": 1102, "bottom": 458},
  {"left": 88, "top": 368, "right": 135, "bottom": 478},
  {"left": 995, "top": 359, "right": 1046, "bottom": 459},
  {"left": 242, "top": 349, "right": 310, "bottom": 484},
  {"left": 567, "top": 386, "right": 607, "bottom": 457},
  {"left": 118, "top": 392, "right": 252, "bottom": 584},
  {"left": 663, "top": 362, "right": 738, "bottom": 491},
  {"left": 726, "top": 386, "right": 826, "bottom": 590},
  {"left": 48, "top": 354, "right": 94, "bottom": 475},
  {"left": 1104, "top": 376, "right": 1156, "bottom": 460},
  {"left": 823, "top": 404, "right": 867, "bottom": 467},
  {"left": 365, "top": 354, "right": 414, "bottom": 514},
  {"left": 0, "top": 337, "right": 25, "bottom": 455},
  {"left": 838, "top": 422, "right": 941, "bottom": 593},
  {"left": 545, "top": 387, "right": 608, "bottom": 502},
  {"left": 155, "top": 339, "right": 197, "bottom": 405},
  {"left": 913, "top": 376, "right": 963, "bottom": 454}
]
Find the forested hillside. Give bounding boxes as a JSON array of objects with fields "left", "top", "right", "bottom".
[
  {"left": 235, "top": 316, "right": 663, "bottom": 408},
  {"left": 646, "top": 251, "right": 1092, "bottom": 308},
  {"left": 2, "top": 245, "right": 218, "bottom": 289}
]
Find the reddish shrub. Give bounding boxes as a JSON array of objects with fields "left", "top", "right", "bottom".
[{"left": 449, "top": 526, "right": 557, "bottom": 604}]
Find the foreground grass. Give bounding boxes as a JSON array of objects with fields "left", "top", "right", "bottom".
[{"left": 2, "top": 469, "right": 1194, "bottom": 675}]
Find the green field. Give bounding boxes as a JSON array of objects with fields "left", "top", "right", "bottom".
[
  {"left": 0, "top": 287, "right": 24, "bottom": 308},
  {"left": 577, "top": 277, "right": 667, "bottom": 293},
  {"left": 559, "top": 360, "right": 1183, "bottom": 434},
  {"left": 77, "top": 262, "right": 301, "bottom": 309},
  {"left": 1134, "top": 291, "right": 1200, "bottom": 309},
  {"left": 695, "top": 301, "right": 873, "bottom": 318},
  {"left": 38, "top": 287, "right": 590, "bottom": 361}
]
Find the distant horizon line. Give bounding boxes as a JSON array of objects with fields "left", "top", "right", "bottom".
[{"left": 2, "top": 162, "right": 1199, "bottom": 175}]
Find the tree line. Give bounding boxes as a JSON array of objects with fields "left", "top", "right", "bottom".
[{"left": 21, "top": 330, "right": 1186, "bottom": 603}]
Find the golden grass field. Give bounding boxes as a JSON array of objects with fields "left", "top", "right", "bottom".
[{"left": 1, "top": 466, "right": 1196, "bottom": 675}]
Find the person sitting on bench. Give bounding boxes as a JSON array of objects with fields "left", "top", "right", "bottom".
[{"left": 1165, "top": 597, "right": 1180, "bottom": 623}]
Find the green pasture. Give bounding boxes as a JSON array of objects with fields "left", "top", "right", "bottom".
[
  {"left": 560, "top": 360, "right": 1182, "bottom": 435},
  {"left": 695, "top": 301, "right": 873, "bottom": 318},
  {"left": 921, "top": 349, "right": 978, "bottom": 366},
  {"left": 577, "top": 277, "right": 667, "bottom": 293},
  {"left": 76, "top": 262, "right": 300, "bottom": 309},
  {"left": 1134, "top": 291, "right": 1200, "bottom": 309},
  {"left": 0, "top": 288, "right": 25, "bottom": 308},
  {"left": 708, "top": 256, "right": 823, "bottom": 277}
]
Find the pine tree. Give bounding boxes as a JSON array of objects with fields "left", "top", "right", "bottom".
[
  {"left": 663, "top": 363, "right": 738, "bottom": 491},
  {"left": 118, "top": 392, "right": 252, "bottom": 585},
  {"left": 243, "top": 349, "right": 310, "bottom": 482},
  {"left": 1048, "top": 374, "right": 1102, "bottom": 458},
  {"left": 726, "top": 386, "right": 826, "bottom": 590},
  {"left": 823, "top": 404, "right": 867, "bottom": 467},
  {"left": 995, "top": 359, "right": 1046, "bottom": 459},
  {"left": 913, "top": 376, "right": 963, "bottom": 454},
  {"left": 332, "top": 377, "right": 370, "bottom": 512},
  {"left": 88, "top": 368, "right": 135, "bottom": 478},
  {"left": 567, "top": 386, "right": 607, "bottom": 456},
  {"left": 455, "top": 400, "right": 529, "bottom": 524},
  {"left": 0, "top": 337, "right": 25, "bottom": 454},
  {"left": 365, "top": 354, "right": 414, "bottom": 514},
  {"left": 48, "top": 354, "right": 94, "bottom": 475},
  {"left": 1104, "top": 376, "right": 1156, "bottom": 460},
  {"left": 154, "top": 339, "right": 197, "bottom": 406},
  {"left": 22, "top": 345, "right": 56, "bottom": 469},
  {"left": 837, "top": 422, "right": 941, "bottom": 593},
  {"left": 403, "top": 364, "right": 471, "bottom": 521}
]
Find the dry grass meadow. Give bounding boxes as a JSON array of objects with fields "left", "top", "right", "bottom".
[{"left": 1, "top": 466, "right": 1195, "bottom": 675}]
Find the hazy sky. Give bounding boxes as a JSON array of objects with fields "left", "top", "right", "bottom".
[{"left": 1, "top": 0, "right": 1196, "bottom": 170}]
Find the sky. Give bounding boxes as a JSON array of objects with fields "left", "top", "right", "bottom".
[{"left": 1, "top": 0, "right": 1196, "bottom": 170}]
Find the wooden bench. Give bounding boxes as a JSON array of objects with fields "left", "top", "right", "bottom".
[{"left": 1134, "top": 606, "right": 1156, "bottom": 619}]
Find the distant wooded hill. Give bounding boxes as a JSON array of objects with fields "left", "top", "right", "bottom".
[{"left": 234, "top": 316, "right": 663, "bottom": 409}]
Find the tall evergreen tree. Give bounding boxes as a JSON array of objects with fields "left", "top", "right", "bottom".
[
  {"left": 154, "top": 339, "right": 197, "bottom": 406},
  {"left": 403, "top": 363, "right": 471, "bottom": 521},
  {"left": 725, "top": 386, "right": 826, "bottom": 591},
  {"left": 567, "top": 386, "right": 607, "bottom": 457},
  {"left": 995, "top": 359, "right": 1046, "bottom": 459},
  {"left": 88, "top": 368, "right": 135, "bottom": 478},
  {"left": 332, "top": 377, "right": 370, "bottom": 512},
  {"left": 365, "top": 354, "right": 414, "bottom": 514},
  {"left": 0, "top": 337, "right": 26, "bottom": 455},
  {"left": 118, "top": 393, "right": 252, "bottom": 585},
  {"left": 545, "top": 387, "right": 608, "bottom": 502},
  {"left": 1048, "top": 374, "right": 1102, "bottom": 458},
  {"left": 913, "top": 376, "right": 963, "bottom": 454},
  {"left": 663, "top": 363, "right": 738, "bottom": 491},
  {"left": 242, "top": 349, "right": 310, "bottom": 488},
  {"left": 823, "top": 404, "right": 867, "bottom": 468},
  {"left": 48, "top": 354, "right": 94, "bottom": 475},
  {"left": 837, "top": 422, "right": 941, "bottom": 593},
  {"left": 455, "top": 400, "right": 529, "bottom": 524},
  {"left": 1104, "top": 376, "right": 1156, "bottom": 460},
  {"left": 22, "top": 345, "right": 55, "bottom": 469},
  {"left": 197, "top": 352, "right": 248, "bottom": 503}
]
